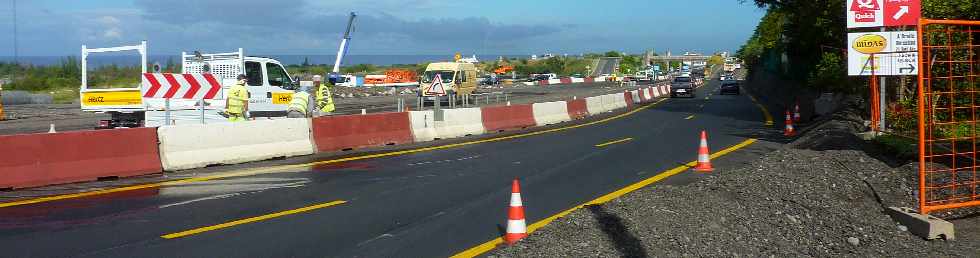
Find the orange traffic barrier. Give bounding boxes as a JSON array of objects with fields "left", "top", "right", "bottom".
[
  {"left": 505, "top": 179, "right": 528, "bottom": 244},
  {"left": 694, "top": 130, "right": 714, "bottom": 172},
  {"left": 793, "top": 102, "right": 801, "bottom": 122},
  {"left": 784, "top": 110, "right": 796, "bottom": 136}
]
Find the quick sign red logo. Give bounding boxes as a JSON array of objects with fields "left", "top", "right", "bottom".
[{"left": 850, "top": 0, "right": 881, "bottom": 23}]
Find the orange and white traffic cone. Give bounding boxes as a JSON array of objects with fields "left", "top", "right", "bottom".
[
  {"left": 793, "top": 102, "right": 801, "bottom": 122},
  {"left": 504, "top": 179, "right": 528, "bottom": 245},
  {"left": 784, "top": 110, "right": 796, "bottom": 136},
  {"left": 694, "top": 130, "right": 714, "bottom": 172}
]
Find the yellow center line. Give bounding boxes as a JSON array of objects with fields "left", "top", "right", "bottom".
[
  {"left": 450, "top": 138, "right": 758, "bottom": 258},
  {"left": 685, "top": 115, "right": 696, "bottom": 120},
  {"left": 594, "top": 138, "right": 633, "bottom": 147},
  {"left": 0, "top": 98, "right": 670, "bottom": 209},
  {"left": 160, "top": 200, "right": 347, "bottom": 239}
]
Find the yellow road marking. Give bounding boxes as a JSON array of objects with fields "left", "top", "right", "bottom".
[
  {"left": 0, "top": 98, "right": 670, "bottom": 209},
  {"left": 161, "top": 200, "right": 347, "bottom": 239},
  {"left": 685, "top": 115, "right": 695, "bottom": 120},
  {"left": 746, "top": 94, "right": 774, "bottom": 126},
  {"left": 594, "top": 138, "right": 633, "bottom": 147},
  {"left": 451, "top": 139, "right": 758, "bottom": 258}
]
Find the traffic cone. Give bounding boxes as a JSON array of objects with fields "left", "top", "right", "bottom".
[
  {"left": 793, "top": 102, "right": 801, "bottom": 122},
  {"left": 504, "top": 179, "right": 528, "bottom": 245},
  {"left": 694, "top": 130, "right": 714, "bottom": 172},
  {"left": 784, "top": 110, "right": 796, "bottom": 136}
]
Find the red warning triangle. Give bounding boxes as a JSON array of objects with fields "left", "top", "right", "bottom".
[{"left": 426, "top": 73, "right": 447, "bottom": 96}]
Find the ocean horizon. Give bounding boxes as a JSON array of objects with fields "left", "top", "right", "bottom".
[{"left": 0, "top": 54, "right": 538, "bottom": 67}]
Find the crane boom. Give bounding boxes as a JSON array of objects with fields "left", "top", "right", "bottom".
[{"left": 331, "top": 12, "right": 356, "bottom": 74}]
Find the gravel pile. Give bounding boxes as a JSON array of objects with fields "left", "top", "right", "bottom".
[{"left": 491, "top": 106, "right": 980, "bottom": 257}]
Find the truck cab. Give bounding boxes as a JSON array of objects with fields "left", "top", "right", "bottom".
[
  {"left": 418, "top": 62, "right": 477, "bottom": 100},
  {"left": 186, "top": 53, "right": 297, "bottom": 117}
]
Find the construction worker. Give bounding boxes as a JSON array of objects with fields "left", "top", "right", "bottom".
[
  {"left": 315, "top": 75, "right": 336, "bottom": 115},
  {"left": 286, "top": 82, "right": 315, "bottom": 118},
  {"left": 225, "top": 74, "right": 250, "bottom": 122}
]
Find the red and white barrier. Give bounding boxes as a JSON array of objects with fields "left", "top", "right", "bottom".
[
  {"left": 142, "top": 73, "right": 223, "bottom": 99},
  {"left": 0, "top": 128, "right": 162, "bottom": 189},
  {"left": 482, "top": 104, "right": 536, "bottom": 132},
  {"left": 532, "top": 101, "right": 572, "bottom": 126},
  {"left": 312, "top": 112, "right": 414, "bottom": 152}
]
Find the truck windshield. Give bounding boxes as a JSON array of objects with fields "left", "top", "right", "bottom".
[
  {"left": 421, "top": 71, "right": 455, "bottom": 83},
  {"left": 674, "top": 77, "right": 691, "bottom": 83}
]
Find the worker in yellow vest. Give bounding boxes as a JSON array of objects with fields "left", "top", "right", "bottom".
[
  {"left": 286, "top": 83, "right": 314, "bottom": 118},
  {"left": 315, "top": 75, "right": 336, "bottom": 115},
  {"left": 225, "top": 74, "right": 250, "bottom": 122}
]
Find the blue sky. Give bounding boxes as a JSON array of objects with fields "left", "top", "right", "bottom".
[{"left": 0, "top": 0, "right": 766, "bottom": 56}]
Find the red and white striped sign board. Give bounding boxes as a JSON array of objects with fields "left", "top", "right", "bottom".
[{"left": 142, "top": 73, "right": 222, "bottom": 99}]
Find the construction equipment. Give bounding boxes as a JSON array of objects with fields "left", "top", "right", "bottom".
[
  {"left": 80, "top": 41, "right": 298, "bottom": 128},
  {"left": 329, "top": 12, "right": 357, "bottom": 84},
  {"left": 494, "top": 65, "right": 514, "bottom": 75}
]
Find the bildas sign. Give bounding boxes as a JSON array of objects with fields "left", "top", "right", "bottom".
[{"left": 847, "top": 31, "right": 919, "bottom": 76}]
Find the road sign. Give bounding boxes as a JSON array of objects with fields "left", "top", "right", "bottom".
[
  {"left": 425, "top": 74, "right": 447, "bottom": 96},
  {"left": 847, "top": 31, "right": 919, "bottom": 76},
  {"left": 142, "top": 73, "right": 223, "bottom": 99},
  {"left": 847, "top": 0, "right": 920, "bottom": 28}
]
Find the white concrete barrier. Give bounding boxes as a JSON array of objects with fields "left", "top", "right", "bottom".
[
  {"left": 547, "top": 79, "right": 562, "bottom": 85},
  {"left": 631, "top": 90, "right": 641, "bottom": 104},
  {"left": 157, "top": 118, "right": 315, "bottom": 171},
  {"left": 586, "top": 95, "right": 606, "bottom": 114},
  {"left": 613, "top": 93, "right": 628, "bottom": 109},
  {"left": 532, "top": 101, "right": 571, "bottom": 126},
  {"left": 522, "top": 82, "right": 536, "bottom": 86},
  {"left": 408, "top": 111, "right": 437, "bottom": 142},
  {"left": 571, "top": 78, "right": 585, "bottom": 83},
  {"left": 649, "top": 87, "right": 658, "bottom": 98},
  {"left": 601, "top": 94, "right": 618, "bottom": 111},
  {"left": 594, "top": 77, "right": 607, "bottom": 82},
  {"left": 433, "top": 108, "right": 485, "bottom": 139}
]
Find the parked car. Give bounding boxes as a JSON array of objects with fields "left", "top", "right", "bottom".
[
  {"left": 720, "top": 81, "right": 740, "bottom": 95},
  {"left": 480, "top": 75, "right": 500, "bottom": 85}
]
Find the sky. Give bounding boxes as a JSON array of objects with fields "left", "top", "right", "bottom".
[{"left": 0, "top": 0, "right": 766, "bottom": 57}]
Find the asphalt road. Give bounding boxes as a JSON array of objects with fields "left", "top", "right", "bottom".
[{"left": 0, "top": 76, "right": 771, "bottom": 257}]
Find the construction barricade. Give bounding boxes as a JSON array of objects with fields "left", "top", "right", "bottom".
[
  {"left": 482, "top": 104, "right": 536, "bottom": 132},
  {"left": 916, "top": 19, "right": 980, "bottom": 214},
  {"left": 312, "top": 112, "right": 414, "bottom": 152},
  {"left": 157, "top": 119, "right": 315, "bottom": 171},
  {"left": 532, "top": 101, "right": 572, "bottom": 126},
  {"left": 0, "top": 128, "right": 162, "bottom": 189},
  {"left": 566, "top": 99, "right": 589, "bottom": 120}
]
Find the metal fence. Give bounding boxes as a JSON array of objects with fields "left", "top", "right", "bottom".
[{"left": 917, "top": 19, "right": 980, "bottom": 214}]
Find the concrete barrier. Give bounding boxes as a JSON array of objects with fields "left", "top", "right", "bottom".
[
  {"left": 600, "top": 94, "right": 621, "bottom": 111},
  {"left": 567, "top": 99, "right": 589, "bottom": 119},
  {"left": 409, "top": 111, "right": 438, "bottom": 142},
  {"left": 532, "top": 101, "right": 571, "bottom": 126},
  {"left": 571, "top": 78, "right": 585, "bottom": 83},
  {"left": 482, "top": 104, "right": 535, "bottom": 132},
  {"left": 595, "top": 77, "right": 607, "bottom": 82},
  {"left": 312, "top": 112, "right": 414, "bottom": 152},
  {"left": 584, "top": 77, "right": 595, "bottom": 83},
  {"left": 433, "top": 108, "right": 485, "bottom": 139},
  {"left": 0, "top": 128, "right": 162, "bottom": 189},
  {"left": 157, "top": 119, "right": 315, "bottom": 171},
  {"left": 638, "top": 88, "right": 647, "bottom": 102},
  {"left": 522, "top": 82, "right": 536, "bottom": 86},
  {"left": 630, "top": 90, "right": 640, "bottom": 104},
  {"left": 586, "top": 95, "right": 606, "bottom": 114}
]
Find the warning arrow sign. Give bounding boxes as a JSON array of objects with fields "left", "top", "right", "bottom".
[
  {"left": 425, "top": 73, "right": 447, "bottom": 96},
  {"left": 884, "top": 0, "right": 920, "bottom": 27}
]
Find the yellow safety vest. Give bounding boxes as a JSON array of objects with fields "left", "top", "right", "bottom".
[
  {"left": 227, "top": 83, "right": 249, "bottom": 114},
  {"left": 288, "top": 91, "right": 310, "bottom": 115},
  {"left": 316, "top": 84, "right": 336, "bottom": 113}
]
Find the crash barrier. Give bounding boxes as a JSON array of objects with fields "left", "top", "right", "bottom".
[
  {"left": 482, "top": 104, "right": 536, "bottom": 132},
  {"left": 916, "top": 19, "right": 980, "bottom": 214},
  {"left": 571, "top": 78, "right": 584, "bottom": 83},
  {"left": 584, "top": 77, "right": 595, "bottom": 83},
  {"left": 594, "top": 77, "right": 607, "bottom": 82},
  {"left": 630, "top": 90, "right": 640, "bottom": 104},
  {"left": 157, "top": 118, "right": 315, "bottom": 171},
  {"left": 408, "top": 111, "right": 438, "bottom": 142},
  {"left": 548, "top": 79, "right": 562, "bottom": 85},
  {"left": 0, "top": 128, "right": 162, "bottom": 189},
  {"left": 601, "top": 93, "right": 626, "bottom": 112},
  {"left": 433, "top": 107, "right": 485, "bottom": 139},
  {"left": 560, "top": 78, "right": 572, "bottom": 84},
  {"left": 638, "top": 89, "right": 647, "bottom": 102},
  {"left": 537, "top": 80, "right": 548, "bottom": 86},
  {"left": 532, "top": 101, "right": 572, "bottom": 126},
  {"left": 585, "top": 95, "right": 607, "bottom": 114},
  {"left": 312, "top": 112, "right": 413, "bottom": 152},
  {"left": 566, "top": 99, "right": 589, "bottom": 120}
]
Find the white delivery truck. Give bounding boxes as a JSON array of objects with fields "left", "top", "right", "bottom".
[{"left": 80, "top": 41, "right": 298, "bottom": 128}]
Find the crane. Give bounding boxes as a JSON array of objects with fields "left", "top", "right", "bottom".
[{"left": 329, "top": 12, "right": 357, "bottom": 83}]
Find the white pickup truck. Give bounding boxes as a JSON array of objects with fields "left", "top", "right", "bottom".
[{"left": 80, "top": 41, "right": 298, "bottom": 128}]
